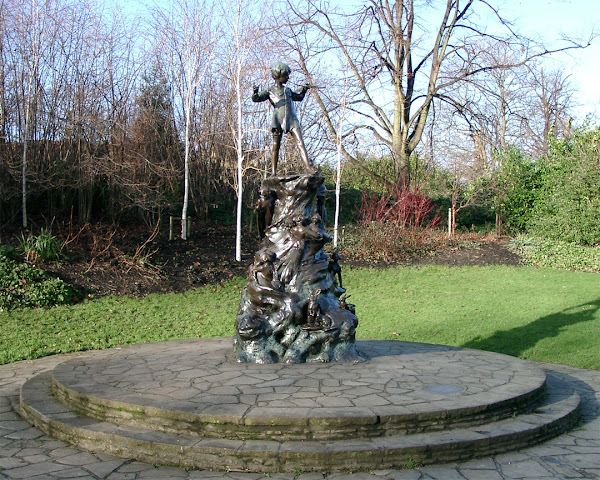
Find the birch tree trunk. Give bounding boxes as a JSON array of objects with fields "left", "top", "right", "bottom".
[
  {"left": 182, "top": 92, "right": 192, "bottom": 240},
  {"left": 224, "top": 0, "right": 266, "bottom": 261},
  {"left": 333, "top": 133, "right": 342, "bottom": 248},
  {"left": 333, "top": 69, "right": 349, "bottom": 248},
  {"left": 235, "top": 50, "right": 243, "bottom": 261},
  {"left": 18, "top": 0, "right": 48, "bottom": 229},
  {"left": 155, "top": 0, "right": 216, "bottom": 240}
]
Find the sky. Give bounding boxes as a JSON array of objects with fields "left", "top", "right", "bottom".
[
  {"left": 501, "top": 0, "right": 600, "bottom": 122},
  {"left": 115, "top": 0, "right": 599, "bottom": 123}
]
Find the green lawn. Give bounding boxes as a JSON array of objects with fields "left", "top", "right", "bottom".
[
  {"left": 346, "top": 266, "right": 599, "bottom": 369},
  {"left": 1, "top": 266, "right": 598, "bottom": 369}
]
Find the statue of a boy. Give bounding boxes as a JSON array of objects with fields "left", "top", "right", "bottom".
[{"left": 253, "top": 62, "right": 316, "bottom": 176}]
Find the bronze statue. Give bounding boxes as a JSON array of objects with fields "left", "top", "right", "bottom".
[
  {"left": 316, "top": 184, "right": 327, "bottom": 223},
  {"left": 253, "top": 62, "right": 316, "bottom": 176},
  {"left": 234, "top": 66, "right": 360, "bottom": 363},
  {"left": 339, "top": 294, "right": 355, "bottom": 315},
  {"left": 249, "top": 251, "right": 281, "bottom": 291},
  {"left": 305, "top": 213, "right": 331, "bottom": 256},
  {"left": 234, "top": 173, "right": 362, "bottom": 364},
  {"left": 328, "top": 251, "right": 343, "bottom": 289},
  {"left": 255, "top": 186, "right": 276, "bottom": 238},
  {"left": 305, "top": 288, "right": 322, "bottom": 329},
  {"left": 302, "top": 288, "right": 334, "bottom": 331}
]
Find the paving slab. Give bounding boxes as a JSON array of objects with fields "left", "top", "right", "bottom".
[
  {"left": 82, "top": 459, "right": 128, "bottom": 478},
  {"left": 19, "top": 342, "right": 581, "bottom": 472},
  {"left": 46, "top": 339, "right": 548, "bottom": 441},
  {"left": 0, "top": 339, "right": 597, "bottom": 478}
]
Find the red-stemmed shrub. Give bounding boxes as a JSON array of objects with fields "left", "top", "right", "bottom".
[{"left": 357, "top": 184, "right": 441, "bottom": 260}]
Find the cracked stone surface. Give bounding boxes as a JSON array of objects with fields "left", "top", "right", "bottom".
[
  {"left": 50, "top": 338, "right": 546, "bottom": 433},
  {"left": 0, "top": 339, "right": 598, "bottom": 479}
]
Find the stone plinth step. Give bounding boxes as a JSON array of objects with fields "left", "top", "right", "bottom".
[
  {"left": 45, "top": 339, "right": 549, "bottom": 442},
  {"left": 50, "top": 367, "right": 547, "bottom": 441},
  {"left": 19, "top": 370, "right": 580, "bottom": 473}
]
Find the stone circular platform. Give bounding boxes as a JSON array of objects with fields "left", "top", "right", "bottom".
[
  {"left": 19, "top": 338, "right": 580, "bottom": 473},
  {"left": 50, "top": 338, "right": 546, "bottom": 439}
]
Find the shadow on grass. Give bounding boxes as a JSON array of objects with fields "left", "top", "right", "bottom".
[{"left": 461, "top": 298, "right": 600, "bottom": 358}]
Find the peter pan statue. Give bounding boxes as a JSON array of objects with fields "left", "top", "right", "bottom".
[{"left": 253, "top": 62, "right": 316, "bottom": 176}]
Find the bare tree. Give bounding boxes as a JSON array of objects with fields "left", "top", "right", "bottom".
[
  {"left": 438, "top": 42, "right": 576, "bottom": 171},
  {"left": 522, "top": 64, "right": 575, "bottom": 157},
  {"left": 0, "top": 0, "right": 141, "bottom": 225},
  {"left": 221, "top": 0, "right": 269, "bottom": 261},
  {"left": 7, "top": 0, "right": 59, "bottom": 227},
  {"left": 0, "top": 0, "right": 7, "bottom": 146},
  {"left": 126, "top": 63, "right": 181, "bottom": 225},
  {"left": 286, "top": 0, "right": 589, "bottom": 188},
  {"left": 154, "top": 0, "right": 217, "bottom": 240},
  {"left": 424, "top": 46, "right": 576, "bottom": 236}
]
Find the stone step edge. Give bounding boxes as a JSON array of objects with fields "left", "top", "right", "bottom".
[
  {"left": 49, "top": 370, "right": 547, "bottom": 442},
  {"left": 19, "top": 371, "right": 580, "bottom": 473}
]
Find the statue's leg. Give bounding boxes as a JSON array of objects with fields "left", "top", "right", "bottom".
[
  {"left": 291, "top": 128, "right": 316, "bottom": 173},
  {"left": 272, "top": 133, "right": 281, "bottom": 176}
]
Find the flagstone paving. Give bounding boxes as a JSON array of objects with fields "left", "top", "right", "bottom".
[
  {"left": 0, "top": 340, "right": 598, "bottom": 479},
  {"left": 42, "top": 339, "right": 550, "bottom": 442}
]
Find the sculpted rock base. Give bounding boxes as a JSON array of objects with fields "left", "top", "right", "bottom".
[{"left": 234, "top": 173, "right": 362, "bottom": 363}]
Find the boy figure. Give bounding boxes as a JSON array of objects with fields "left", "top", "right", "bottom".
[{"left": 253, "top": 62, "right": 316, "bottom": 176}]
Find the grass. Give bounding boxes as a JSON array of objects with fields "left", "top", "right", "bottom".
[
  {"left": 1, "top": 266, "right": 598, "bottom": 369},
  {"left": 0, "top": 278, "right": 245, "bottom": 364},
  {"left": 346, "top": 266, "right": 600, "bottom": 369}
]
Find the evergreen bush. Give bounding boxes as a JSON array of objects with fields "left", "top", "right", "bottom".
[
  {"left": 0, "top": 254, "right": 81, "bottom": 311},
  {"left": 528, "top": 127, "right": 600, "bottom": 245},
  {"left": 495, "top": 148, "right": 542, "bottom": 233}
]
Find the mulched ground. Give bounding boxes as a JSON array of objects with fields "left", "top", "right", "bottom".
[
  {"left": 405, "top": 238, "right": 522, "bottom": 267},
  {"left": 36, "top": 221, "right": 521, "bottom": 298},
  {"left": 40, "top": 223, "right": 259, "bottom": 297}
]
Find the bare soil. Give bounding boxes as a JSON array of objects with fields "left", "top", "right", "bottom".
[
  {"left": 400, "top": 236, "right": 522, "bottom": 268},
  {"left": 41, "top": 223, "right": 259, "bottom": 297},
  {"left": 37, "top": 222, "right": 521, "bottom": 298}
]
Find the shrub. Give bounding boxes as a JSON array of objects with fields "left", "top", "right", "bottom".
[
  {"left": 0, "top": 244, "right": 17, "bottom": 259},
  {"left": 355, "top": 184, "right": 441, "bottom": 260},
  {"left": 494, "top": 148, "right": 542, "bottom": 233},
  {"left": 528, "top": 127, "right": 600, "bottom": 245},
  {"left": 508, "top": 235, "right": 600, "bottom": 273},
  {"left": 0, "top": 254, "right": 81, "bottom": 311},
  {"left": 432, "top": 196, "right": 496, "bottom": 231}
]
